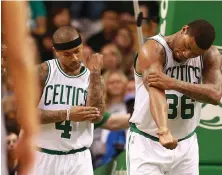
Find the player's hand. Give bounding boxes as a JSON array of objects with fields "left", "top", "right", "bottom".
[
  {"left": 70, "top": 106, "right": 100, "bottom": 122},
  {"left": 146, "top": 71, "right": 176, "bottom": 90},
  {"left": 157, "top": 129, "right": 178, "bottom": 150},
  {"left": 16, "top": 134, "right": 36, "bottom": 175},
  {"left": 85, "top": 53, "right": 103, "bottom": 72}
]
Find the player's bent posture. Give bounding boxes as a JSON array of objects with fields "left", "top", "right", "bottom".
[
  {"left": 127, "top": 20, "right": 222, "bottom": 175},
  {"left": 31, "top": 26, "right": 105, "bottom": 175}
]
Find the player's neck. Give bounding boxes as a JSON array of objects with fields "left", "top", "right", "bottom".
[
  {"left": 59, "top": 62, "right": 82, "bottom": 76},
  {"left": 165, "top": 33, "right": 177, "bottom": 50}
]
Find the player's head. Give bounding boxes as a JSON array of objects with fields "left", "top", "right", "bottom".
[
  {"left": 173, "top": 19, "right": 215, "bottom": 62},
  {"left": 7, "top": 132, "right": 18, "bottom": 151},
  {"left": 53, "top": 26, "right": 83, "bottom": 70}
]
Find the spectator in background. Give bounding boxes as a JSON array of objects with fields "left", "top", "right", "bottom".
[
  {"left": 28, "top": 1, "right": 47, "bottom": 36},
  {"left": 97, "top": 70, "right": 128, "bottom": 166},
  {"left": 101, "top": 44, "right": 122, "bottom": 74},
  {"left": 87, "top": 9, "right": 119, "bottom": 52},
  {"left": 70, "top": 1, "right": 105, "bottom": 39},
  {"left": 7, "top": 132, "right": 19, "bottom": 175},
  {"left": 114, "top": 26, "right": 135, "bottom": 76},
  {"left": 28, "top": 1, "right": 47, "bottom": 62},
  {"left": 124, "top": 77, "right": 136, "bottom": 115},
  {"left": 41, "top": 7, "right": 72, "bottom": 61}
]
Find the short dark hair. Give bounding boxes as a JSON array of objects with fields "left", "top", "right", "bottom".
[
  {"left": 53, "top": 26, "right": 79, "bottom": 43},
  {"left": 186, "top": 19, "right": 215, "bottom": 50}
]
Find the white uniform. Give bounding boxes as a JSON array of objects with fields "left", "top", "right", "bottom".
[
  {"left": 127, "top": 34, "right": 203, "bottom": 175},
  {"left": 31, "top": 59, "right": 93, "bottom": 175}
]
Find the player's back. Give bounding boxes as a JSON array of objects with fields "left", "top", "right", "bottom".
[
  {"left": 130, "top": 34, "right": 203, "bottom": 139},
  {"left": 38, "top": 59, "right": 93, "bottom": 151}
]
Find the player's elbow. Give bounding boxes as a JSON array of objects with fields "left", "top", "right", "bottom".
[{"left": 210, "top": 91, "right": 221, "bottom": 105}]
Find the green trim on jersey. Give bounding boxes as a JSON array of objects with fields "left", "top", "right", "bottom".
[
  {"left": 130, "top": 123, "right": 195, "bottom": 142},
  {"left": 38, "top": 147, "right": 87, "bottom": 155},
  {"left": 94, "top": 112, "right": 111, "bottom": 129},
  {"left": 45, "top": 61, "right": 51, "bottom": 85},
  {"left": 55, "top": 59, "right": 87, "bottom": 78},
  {"left": 133, "top": 53, "right": 142, "bottom": 77}
]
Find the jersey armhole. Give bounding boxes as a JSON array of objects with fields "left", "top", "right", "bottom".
[
  {"left": 134, "top": 53, "right": 142, "bottom": 77},
  {"left": 45, "top": 61, "right": 51, "bottom": 85}
]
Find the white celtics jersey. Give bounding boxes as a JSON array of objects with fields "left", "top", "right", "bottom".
[
  {"left": 130, "top": 34, "right": 203, "bottom": 139},
  {"left": 38, "top": 59, "right": 93, "bottom": 151}
]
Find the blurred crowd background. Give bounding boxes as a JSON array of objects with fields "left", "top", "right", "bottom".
[{"left": 1, "top": 1, "right": 160, "bottom": 174}]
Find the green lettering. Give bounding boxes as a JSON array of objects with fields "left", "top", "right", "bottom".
[
  {"left": 194, "top": 67, "right": 201, "bottom": 84},
  {"left": 66, "top": 85, "right": 72, "bottom": 105},
  {"left": 60, "top": 85, "right": 65, "bottom": 105},
  {"left": 188, "top": 66, "right": 194, "bottom": 83},
  {"left": 53, "top": 84, "right": 60, "bottom": 104},
  {"left": 72, "top": 87, "right": 76, "bottom": 106},
  {"left": 44, "top": 85, "right": 53, "bottom": 106},
  {"left": 76, "top": 88, "right": 84, "bottom": 106},
  {"left": 171, "top": 66, "right": 176, "bottom": 78}
]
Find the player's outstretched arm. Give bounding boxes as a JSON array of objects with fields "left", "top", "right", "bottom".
[
  {"left": 2, "top": 2, "right": 39, "bottom": 175},
  {"left": 85, "top": 53, "right": 105, "bottom": 123},
  {"left": 138, "top": 40, "right": 177, "bottom": 150},
  {"left": 147, "top": 46, "right": 222, "bottom": 105},
  {"left": 101, "top": 113, "right": 131, "bottom": 130}
]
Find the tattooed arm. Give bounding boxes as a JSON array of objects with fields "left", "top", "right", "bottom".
[
  {"left": 173, "top": 46, "right": 222, "bottom": 105},
  {"left": 86, "top": 53, "right": 105, "bottom": 123},
  {"left": 138, "top": 40, "right": 177, "bottom": 149},
  {"left": 86, "top": 72, "right": 105, "bottom": 123},
  {"left": 36, "top": 62, "right": 64, "bottom": 124}
]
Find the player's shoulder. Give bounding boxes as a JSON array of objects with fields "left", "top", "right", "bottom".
[
  {"left": 138, "top": 39, "right": 165, "bottom": 65},
  {"left": 37, "top": 61, "right": 50, "bottom": 87},
  {"left": 142, "top": 39, "right": 165, "bottom": 57},
  {"left": 203, "top": 46, "right": 222, "bottom": 67},
  {"left": 204, "top": 46, "right": 221, "bottom": 58}
]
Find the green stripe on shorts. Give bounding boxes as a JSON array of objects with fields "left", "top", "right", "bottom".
[
  {"left": 130, "top": 123, "right": 195, "bottom": 142},
  {"left": 38, "top": 147, "right": 87, "bottom": 155}
]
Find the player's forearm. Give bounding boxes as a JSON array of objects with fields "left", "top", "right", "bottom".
[
  {"left": 39, "top": 109, "right": 66, "bottom": 124},
  {"left": 173, "top": 80, "right": 221, "bottom": 105},
  {"left": 86, "top": 71, "right": 105, "bottom": 122},
  {"left": 3, "top": 2, "right": 39, "bottom": 137},
  {"left": 102, "top": 114, "right": 130, "bottom": 130},
  {"left": 148, "top": 87, "right": 169, "bottom": 130}
]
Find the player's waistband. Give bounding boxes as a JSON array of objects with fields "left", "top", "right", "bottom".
[
  {"left": 38, "top": 147, "right": 88, "bottom": 155},
  {"left": 130, "top": 123, "right": 195, "bottom": 142}
]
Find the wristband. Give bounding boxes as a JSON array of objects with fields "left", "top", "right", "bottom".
[{"left": 66, "top": 108, "right": 71, "bottom": 121}]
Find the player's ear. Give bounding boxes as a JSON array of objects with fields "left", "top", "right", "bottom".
[
  {"left": 181, "top": 25, "right": 189, "bottom": 34},
  {"left": 52, "top": 47, "right": 59, "bottom": 57}
]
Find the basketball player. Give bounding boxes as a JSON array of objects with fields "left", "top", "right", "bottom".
[
  {"left": 2, "top": 2, "right": 39, "bottom": 175},
  {"left": 127, "top": 19, "right": 222, "bottom": 175},
  {"left": 31, "top": 26, "right": 105, "bottom": 175}
]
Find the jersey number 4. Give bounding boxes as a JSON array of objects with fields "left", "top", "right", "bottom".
[
  {"left": 166, "top": 94, "right": 195, "bottom": 119},
  {"left": 55, "top": 121, "right": 72, "bottom": 139}
]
